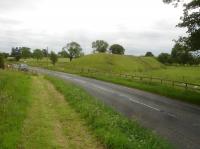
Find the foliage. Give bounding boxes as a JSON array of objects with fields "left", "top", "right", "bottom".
[
  {"left": 171, "top": 42, "right": 193, "bottom": 64},
  {"left": 92, "top": 40, "right": 109, "bottom": 53},
  {"left": 33, "top": 49, "right": 43, "bottom": 60},
  {"left": 42, "top": 49, "right": 48, "bottom": 57},
  {"left": 145, "top": 51, "right": 154, "bottom": 57},
  {"left": 157, "top": 53, "right": 172, "bottom": 64},
  {"left": 0, "top": 54, "right": 5, "bottom": 69},
  {"left": 63, "top": 41, "right": 83, "bottom": 61},
  {"left": 164, "top": 0, "right": 200, "bottom": 51},
  {"left": 109, "top": 44, "right": 125, "bottom": 55},
  {"left": 58, "top": 49, "right": 69, "bottom": 58},
  {"left": 21, "top": 47, "right": 31, "bottom": 59},
  {"left": 0, "top": 52, "right": 9, "bottom": 59},
  {"left": 11, "top": 47, "right": 22, "bottom": 61},
  {"left": 49, "top": 51, "right": 58, "bottom": 65},
  {"left": 46, "top": 76, "right": 171, "bottom": 149}
]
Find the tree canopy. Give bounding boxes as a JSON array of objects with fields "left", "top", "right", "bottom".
[
  {"left": 21, "top": 47, "right": 31, "bottom": 59},
  {"left": 145, "top": 52, "right": 154, "bottom": 57},
  {"left": 164, "top": 0, "right": 200, "bottom": 51},
  {"left": 0, "top": 54, "right": 5, "bottom": 69},
  {"left": 92, "top": 40, "right": 109, "bottom": 53},
  {"left": 50, "top": 51, "right": 58, "bottom": 65},
  {"left": 33, "top": 49, "right": 43, "bottom": 60},
  {"left": 63, "top": 42, "right": 83, "bottom": 61},
  {"left": 11, "top": 47, "right": 22, "bottom": 61},
  {"left": 109, "top": 44, "right": 125, "bottom": 55}
]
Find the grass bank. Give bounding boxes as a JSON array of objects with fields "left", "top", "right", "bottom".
[
  {"left": 46, "top": 76, "right": 172, "bottom": 149},
  {"left": 84, "top": 73, "right": 200, "bottom": 105},
  {"left": 0, "top": 70, "right": 32, "bottom": 148}
]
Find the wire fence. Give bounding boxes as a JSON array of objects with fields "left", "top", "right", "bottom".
[{"left": 80, "top": 68, "right": 200, "bottom": 92}]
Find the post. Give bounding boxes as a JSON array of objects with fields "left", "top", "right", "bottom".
[{"left": 185, "top": 83, "right": 188, "bottom": 89}]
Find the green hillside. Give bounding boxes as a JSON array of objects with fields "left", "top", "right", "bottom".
[{"left": 65, "top": 53, "right": 164, "bottom": 73}]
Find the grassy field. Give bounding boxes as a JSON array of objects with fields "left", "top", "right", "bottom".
[
  {"left": 20, "top": 53, "right": 200, "bottom": 84},
  {"left": 46, "top": 76, "right": 171, "bottom": 149}
]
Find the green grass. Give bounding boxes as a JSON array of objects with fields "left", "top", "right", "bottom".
[
  {"left": 46, "top": 75, "right": 172, "bottom": 149},
  {"left": 20, "top": 53, "right": 164, "bottom": 73},
  {"left": 0, "top": 70, "right": 32, "bottom": 149},
  {"left": 141, "top": 66, "right": 200, "bottom": 84}
]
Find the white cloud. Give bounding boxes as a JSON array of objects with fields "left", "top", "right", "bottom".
[{"left": 0, "top": 0, "right": 186, "bottom": 55}]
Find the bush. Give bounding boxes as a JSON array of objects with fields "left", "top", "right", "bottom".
[{"left": 0, "top": 54, "right": 5, "bottom": 69}]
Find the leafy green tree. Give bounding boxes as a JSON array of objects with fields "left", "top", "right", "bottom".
[
  {"left": 50, "top": 51, "right": 58, "bottom": 65},
  {"left": 171, "top": 43, "right": 193, "bottom": 64},
  {"left": 58, "top": 49, "right": 69, "bottom": 58},
  {"left": 109, "top": 44, "right": 125, "bottom": 55},
  {"left": 33, "top": 49, "right": 43, "bottom": 61},
  {"left": 11, "top": 47, "right": 21, "bottom": 61},
  {"left": 42, "top": 49, "right": 48, "bottom": 57},
  {"left": 0, "top": 52, "right": 9, "bottom": 59},
  {"left": 145, "top": 51, "right": 154, "bottom": 57},
  {"left": 157, "top": 53, "right": 172, "bottom": 64},
  {"left": 21, "top": 47, "right": 31, "bottom": 59},
  {"left": 63, "top": 42, "right": 83, "bottom": 61},
  {"left": 0, "top": 54, "right": 5, "bottom": 69},
  {"left": 92, "top": 40, "right": 109, "bottom": 53},
  {"left": 164, "top": 0, "right": 200, "bottom": 51}
]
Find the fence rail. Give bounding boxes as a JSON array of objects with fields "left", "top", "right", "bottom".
[{"left": 80, "top": 68, "right": 200, "bottom": 92}]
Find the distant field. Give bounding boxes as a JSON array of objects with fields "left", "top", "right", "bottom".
[{"left": 20, "top": 53, "right": 200, "bottom": 84}]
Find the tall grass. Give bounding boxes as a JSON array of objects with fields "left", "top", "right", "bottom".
[
  {"left": 46, "top": 76, "right": 172, "bottom": 149},
  {"left": 0, "top": 70, "right": 32, "bottom": 148}
]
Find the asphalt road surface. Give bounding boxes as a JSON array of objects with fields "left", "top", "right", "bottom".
[{"left": 32, "top": 67, "right": 200, "bottom": 149}]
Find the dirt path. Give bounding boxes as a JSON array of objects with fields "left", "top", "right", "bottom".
[{"left": 19, "top": 76, "right": 103, "bottom": 149}]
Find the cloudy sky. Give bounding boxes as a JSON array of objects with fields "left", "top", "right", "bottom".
[{"left": 0, "top": 0, "right": 186, "bottom": 55}]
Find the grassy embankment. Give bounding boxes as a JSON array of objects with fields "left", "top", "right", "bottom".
[
  {"left": 22, "top": 53, "right": 200, "bottom": 105},
  {"left": 46, "top": 76, "right": 171, "bottom": 149}
]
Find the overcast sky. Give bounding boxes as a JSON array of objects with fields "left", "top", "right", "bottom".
[{"left": 0, "top": 0, "right": 186, "bottom": 55}]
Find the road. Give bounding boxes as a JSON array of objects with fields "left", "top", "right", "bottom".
[{"left": 32, "top": 67, "right": 200, "bottom": 149}]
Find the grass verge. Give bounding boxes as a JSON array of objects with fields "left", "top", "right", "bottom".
[
  {"left": 81, "top": 73, "right": 200, "bottom": 106},
  {"left": 45, "top": 75, "right": 172, "bottom": 149},
  {"left": 0, "top": 70, "right": 32, "bottom": 148}
]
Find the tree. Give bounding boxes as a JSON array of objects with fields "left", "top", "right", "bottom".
[
  {"left": 21, "top": 47, "right": 31, "bottom": 59},
  {"left": 0, "top": 54, "right": 5, "bottom": 69},
  {"left": 145, "top": 51, "right": 154, "bottom": 57},
  {"left": 171, "top": 42, "right": 193, "bottom": 64},
  {"left": 33, "top": 49, "right": 43, "bottom": 61},
  {"left": 63, "top": 42, "right": 83, "bottom": 61},
  {"left": 50, "top": 51, "right": 58, "bottom": 65},
  {"left": 164, "top": 0, "right": 200, "bottom": 51},
  {"left": 42, "top": 49, "right": 48, "bottom": 57},
  {"left": 109, "top": 44, "right": 125, "bottom": 55},
  {"left": 92, "top": 40, "right": 109, "bottom": 53},
  {"left": 58, "top": 49, "right": 69, "bottom": 58},
  {"left": 11, "top": 47, "right": 21, "bottom": 61},
  {"left": 0, "top": 52, "right": 9, "bottom": 59},
  {"left": 157, "top": 53, "right": 172, "bottom": 64}
]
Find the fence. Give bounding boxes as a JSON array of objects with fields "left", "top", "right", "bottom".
[{"left": 80, "top": 68, "right": 200, "bottom": 92}]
